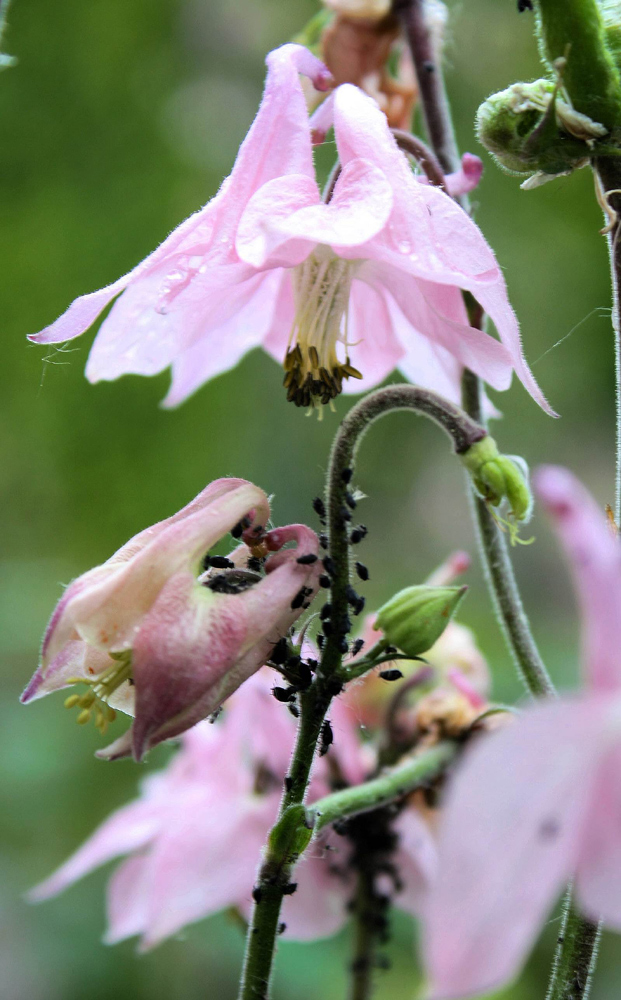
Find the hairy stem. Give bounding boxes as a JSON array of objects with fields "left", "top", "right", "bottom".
[
  {"left": 398, "top": 3, "right": 601, "bottom": 994},
  {"left": 238, "top": 386, "right": 485, "bottom": 999},
  {"left": 349, "top": 865, "right": 378, "bottom": 1000},
  {"left": 308, "top": 741, "right": 456, "bottom": 832},
  {"left": 546, "top": 886, "right": 603, "bottom": 1000}
]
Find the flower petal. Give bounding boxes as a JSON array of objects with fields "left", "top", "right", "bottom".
[
  {"left": 280, "top": 833, "right": 351, "bottom": 940},
  {"left": 58, "top": 482, "right": 269, "bottom": 657},
  {"left": 104, "top": 854, "right": 152, "bottom": 944},
  {"left": 29, "top": 798, "right": 162, "bottom": 901},
  {"left": 341, "top": 279, "right": 405, "bottom": 393},
  {"left": 576, "top": 740, "right": 621, "bottom": 928},
  {"left": 424, "top": 698, "right": 606, "bottom": 999},
  {"left": 534, "top": 465, "right": 621, "bottom": 693},
  {"left": 236, "top": 158, "right": 393, "bottom": 269},
  {"left": 392, "top": 807, "right": 438, "bottom": 916}
]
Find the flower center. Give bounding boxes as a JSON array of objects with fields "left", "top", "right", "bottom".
[
  {"left": 64, "top": 651, "right": 132, "bottom": 735},
  {"left": 283, "top": 249, "right": 363, "bottom": 411}
]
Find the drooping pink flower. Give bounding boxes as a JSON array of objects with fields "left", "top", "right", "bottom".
[
  {"left": 29, "top": 44, "right": 553, "bottom": 416},
  {"left": 21, "top": 478, "right": 321, "bottom": 761},
  {"left": 423, "top": 466, "right": 621, "bottom": 999},
  {"left": 30, "top": 670, "right": 437, "bottom": 950}
]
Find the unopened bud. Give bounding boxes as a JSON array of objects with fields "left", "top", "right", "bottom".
[
  {"left": 460, "top": 437, "right": 533, "bottom": 522},
  {"left": 476, "top": 81, "right": 603, "bottom": 184},
  {"left": 374, "top": 585, "right": 467, "bottom": 658}
]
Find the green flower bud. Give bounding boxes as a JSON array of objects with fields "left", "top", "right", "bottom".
[
  {"left": 460, "top": 437, "right": 533, "bottom": 522},
  {"left": 374, "top": 585, "right": 467, "bottom": 659},
  {"left": 476, "top": 80, "right": 606, "bottom": 184}
]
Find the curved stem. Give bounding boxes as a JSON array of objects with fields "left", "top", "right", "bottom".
[
  {"left": 239, "top": 386, "right": 485, "bottom": 999},
  {"left": 391, "top": 129, "right": 448, "bottom": 190}
]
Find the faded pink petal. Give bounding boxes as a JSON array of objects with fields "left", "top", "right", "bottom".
[
  {"left": 105, "top": 854, "right": 152, "bottom": 944},
  {"left": 280, "top": 832, "right": 352, "bottom": 940},
  {"left": 576, "top": 743, "right": 621, "bottom": 928},
  {"left": 535, "top": 465, "right": 621, "bottom": 693},
  {"left": 425, "top": 697, "right": 607, "bottom": 999},
  {"left": 341, "top": 280, "right": 405, "bottom": 393},
  {"left": 443, "top": 153, "right": 484, "bottom": 198},
  {"left": 392, "top": 807, "right": 438, "bottom": 916}
]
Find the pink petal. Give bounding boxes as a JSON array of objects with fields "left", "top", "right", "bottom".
[
  {"left": 138, "top": 794, "right": 274, "bottom": 949},
  {"left": 161, "top": 270, "right": 284, "bottom": 407},
  {"left": 281, "top": 833, "right": 352, "bottom": 940},
  {"left": 236, "top": 158, "right": 393, "bottom": 269},
  {"left": 29, "top": 798, "right": 162, "bottom": 901},
  {"left": 28, "top": 42, "right": 325, "bottom": 355},
  {"left": 21, "top": 640, "right": 108, "bottom": 702},
  {"left": 61, "top": 482, "right": 269, "bottom": 657},
  {"left": 392, "top": 807, "right": 438, "bottom": 916},
  {"left": 534, "top": 466, "right": 621, "bottom": 693},
  {"left": 364, "top": 264, "right": 513, "bottom": 392},
  {"left": 342, "top": 279, "right": 405, "bottom": 393},
  {"left": 576, "top": 739, "right": 621, "bottom": 928},
  {"left": 443, "top": 154, "right": 484, "bottom": 198},
  {"left": 424, "top": 697, "right": 606, "bottom": 999},
  {"left": 104, "top": 854, "right": 152, "bottom": 944}
]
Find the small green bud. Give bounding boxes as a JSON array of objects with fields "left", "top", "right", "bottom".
[
  {"left": 374, "top": 585, "right": 467, "bottom": 659},
  {"left": 460, "top": 437, "right": 533, "bottom": 522},
  {"left": 476, "top": 80, "right": 607, "bottom": 185},
  {"left": 268, "top": 805, "right": 314, "bottom": 863}
]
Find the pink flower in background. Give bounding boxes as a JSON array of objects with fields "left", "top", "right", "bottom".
[
  {"left": 21, "top": 478, "right": 321, "bottom": 761},
  {"left": 424, "top": 466, "right": 621, "bottom": 999},
  {"left": 30, "top": 670, "right": 437, "bottom": 950},
  {"left": 29, "top": 44, "right": 553, "bottom": 415}
]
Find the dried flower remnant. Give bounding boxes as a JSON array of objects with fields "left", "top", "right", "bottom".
[{"left": 21, "top": 479, "right": 321, "bottom": 760}]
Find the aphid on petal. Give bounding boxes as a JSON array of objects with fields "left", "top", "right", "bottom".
[{"left": 21, "top": 478, "right": 321, "bottom": 760}]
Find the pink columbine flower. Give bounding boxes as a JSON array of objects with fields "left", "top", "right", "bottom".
[
  {"left": 424, "top": 466, "right": 621, "bottom": 999},
  {"left": 21, "top": 478, "right": 321, "bottom": 761},
  {"left": 30, "top": 670, "right": 437, "bottom": 950},
  {"left": 29, "top": 44, "right": 553, "bottom": 416}
]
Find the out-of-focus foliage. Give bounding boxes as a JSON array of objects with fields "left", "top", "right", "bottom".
[{"left": 0, "top": 0, "right": 618, "bottom": 997}]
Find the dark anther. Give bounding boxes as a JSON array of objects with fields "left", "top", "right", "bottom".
[
  {"left": 351, "top": 638, "right": 364, "bottom": 657},
  {"left": 296, "top": 553, "right": 318, "bottom": 565},
  {"left": 355, "top": 562, "right": 369, "bottom": 581},
  {"left": 270, "top": 638, "right": 289, "bottom": 665},
  {"left": 278, "top": 923, "right": 287, "bottom": 935},
  {"left": 341, "top": 468, "right": 353, "bottom": 484},
  {"left": 345, "top": 491, "right": 357, "bottom": 510},
  {"left": 320, "top": 602, "right": 332, "bottom": 620},
  {"left": 319, "top": 720, "right": 334, "bottom": 757},
  {"left": 272, "top": 686, "right": 297, "bottom": 703},
  {"left": 350, "top": 524, "right": 368, "bottom": 544},
  {"left": 252, "top": 886, "right": 263, "bottom": 904},
  {"left": 288, "top": 703, "right": 300, "bottom": 718},
  {"left": 517, "top": 0, "right": 533, "bottom": 9},
  {"left": 282, "top": 883, "right": 298, "bottom": 896},
  {"left": 379, "top": 669, "right": 404, "bottom": 682},
  {"left": 319, "top": 533, "right": 328, "bottom": 549},
  {"left": 319, "top": 574, "right": 331, "bottom": 588},
  {"left": 322, "top": 556, "right": 336, "bottom": 577},
  {"left": 312, "top": 497, "right": 326, "bottom": 521}
]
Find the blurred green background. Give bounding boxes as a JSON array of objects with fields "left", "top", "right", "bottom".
[{"left": 0, "top": 0, "right": 618, "bottom": 996}]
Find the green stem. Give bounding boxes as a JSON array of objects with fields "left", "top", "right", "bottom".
[
  {"left": 238, "top": 386, "right": 485, "bottom": 999},
  {"left": 546, "top": 886, "right": 603, "bottom": 1000},
  {"left": 533, "top": 0, "right": 621, "bottom": 126},
  {"left": 308, "top": 742, "right": 457, "bottom": 833},
  {"left": 594, "top": 156, "right": 621, "bottom": 522},
  {"left": 349, "top": 866, "right": 378, "bottom": 1000},
  {"left": 399, "top": 4, "right": 601, "bottom": 995}
]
